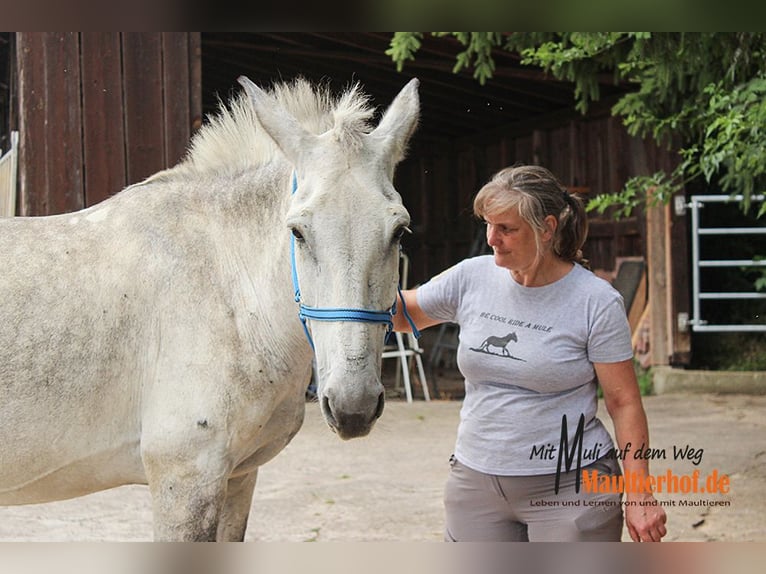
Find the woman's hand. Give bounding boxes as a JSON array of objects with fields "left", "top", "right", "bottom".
[
  {"left": 392, "top": 288, "right": 441, "bottom": 333},
  {"left": 625, "top": 493, "right": 668, "bottom": 542}
]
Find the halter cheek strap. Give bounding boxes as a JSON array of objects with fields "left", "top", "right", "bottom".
[{"left": 289, "top": 172, "right": 420, "bottom": 350}]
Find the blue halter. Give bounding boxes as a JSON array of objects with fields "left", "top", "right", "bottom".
[{"left": 289, "top": 172, "right": 420, "bottom": 350}]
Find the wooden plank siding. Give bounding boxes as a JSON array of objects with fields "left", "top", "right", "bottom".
[
  {"left": 162, "top": 33, "right": 194, "bottom": 167},
  {"left": 122, "top": 33, "right": 166, "bottom": 185},
  {"left": 16, "top": 32, "right": 200, "bottom": 216},
  {"left": 17, "top": 32, "right": 84, "bottom": 215},
  {"left": 81, "top": 33, "right": 126, "bottom": 206}
]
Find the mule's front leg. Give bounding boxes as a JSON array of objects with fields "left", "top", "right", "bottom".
[
  {"left": 142, "top": 440, "right": 231, "bottom": 541},
  {"left": 217, "top": 470, "right": 258, "bottom": 541}
]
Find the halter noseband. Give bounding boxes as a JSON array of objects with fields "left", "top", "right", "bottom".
[{"left": 289, "top": 172, "right": 420, "bottom": 350}]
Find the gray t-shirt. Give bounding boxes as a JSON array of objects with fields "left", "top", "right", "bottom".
[{"left": 417, "top": 255, "right": 633, "bottom": 475}]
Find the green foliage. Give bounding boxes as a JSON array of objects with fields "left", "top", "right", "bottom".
[
  {"left": 508, "top": 32, "right": 639, "bottom": 115},
  {"left": 388, "top": 32, "right": 766, "bottom": 218},
  {"left": 692, "top": 333, "right": 766, "bottom": 371},
  {"left": 388, "top": 32, "right": 503, "bottom": 84},
  {"left": 635, "top": 362, "right": 654, "bottom": 396},
  {"left": 696, "top": 78, "right": 766, "bottom": 215},
  {"left": 386, "top": 32, "right": 424, "bottom": 72},
  {"left": 436, "top": 32, "right": 503, "bottom": 84},
  {"left": 755, "top": 256, "right": 766, "bottom": 293},
  {"left": 586, "top": 170, "right": 680, "bottom": 219}
]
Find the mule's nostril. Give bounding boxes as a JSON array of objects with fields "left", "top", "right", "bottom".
[
  {"left": 318, "top": 382, "right": 384, "bottom": 439},
  {"left": 322, "top": 395, "right": 338, "bottom": 429},
  {"left": 374, "top": 392, "right": 385, "bottom": 419}
]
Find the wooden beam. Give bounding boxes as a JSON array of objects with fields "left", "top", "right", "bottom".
[
  {"left": 666, "top": 198, "right": 692, "bottom": 366},
  {"left": 646, "top": 188, "right": 669, "bottom": 365}
]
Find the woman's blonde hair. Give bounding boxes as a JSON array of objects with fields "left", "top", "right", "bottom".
[{"left": 473, "top": 164, "right": 589, "bottom": 267}]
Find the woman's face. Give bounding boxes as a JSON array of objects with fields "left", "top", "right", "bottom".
[{"left": 484, "top": 207, "right": 554, "bottom": 272}]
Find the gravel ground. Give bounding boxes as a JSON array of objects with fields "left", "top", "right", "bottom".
[{"left": 0, "top": 392, "right": 763, "bottom": 542}]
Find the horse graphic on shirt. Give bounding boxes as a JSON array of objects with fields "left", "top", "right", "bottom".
[{"left": 471, "top": 332, "right": 520, "bottom": 358}]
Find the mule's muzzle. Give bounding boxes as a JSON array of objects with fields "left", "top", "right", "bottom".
[{"left": 321, "top": 390, "right": 385, "bottom": 440}]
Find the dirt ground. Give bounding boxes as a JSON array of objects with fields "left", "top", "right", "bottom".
[{"left": 0, "top": 390, "right": 764, "bottom": 542}]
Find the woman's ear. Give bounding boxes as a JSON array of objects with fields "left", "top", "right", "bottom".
[{"left": 542, "top": 214, "right": 558, "bottom": 241}]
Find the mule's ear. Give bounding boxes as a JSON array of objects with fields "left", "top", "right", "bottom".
[
  {"left": 371, "top": 78, "right": 420, "bottom": 170},
  {"left": 238, "top": 76, "right": 316, "bottom": 166}
]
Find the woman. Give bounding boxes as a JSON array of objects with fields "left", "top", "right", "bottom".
[{"left": 394, "top": 165, "right": 667, "bottom": 542}]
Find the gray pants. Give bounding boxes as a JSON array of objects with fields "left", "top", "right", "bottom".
[{"left": 444, "top": 455, "right": 623, "bottom": 541}]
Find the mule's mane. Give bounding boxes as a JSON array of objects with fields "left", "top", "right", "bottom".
[{"left": 171, "top": 78, "right": 375, "bottom": 178}]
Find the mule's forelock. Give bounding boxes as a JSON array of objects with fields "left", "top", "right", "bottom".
[
  {"left": 272, "top": 79, "right": 376, "bottom": 146},
  {"left": 175, "top": 78, "right": 377, "bottom": 177},
  {"left": 330, "top": 84, "right": 375, "bottom": 151}
]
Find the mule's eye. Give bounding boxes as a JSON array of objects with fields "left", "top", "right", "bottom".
[{"left": 291, "top": 228, "right": 305, "bottom": 241}]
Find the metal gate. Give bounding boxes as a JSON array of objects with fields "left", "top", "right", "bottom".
[{"left": 679, "top": 194, "right": 766, "bottom": 332}]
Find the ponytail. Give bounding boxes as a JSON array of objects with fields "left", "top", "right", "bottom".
[{"left": 554, "top": 191, "right": 590, "bottom": 269}]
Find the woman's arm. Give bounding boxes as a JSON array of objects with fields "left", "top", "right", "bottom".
[
  {"left": 595, "top": 359, "right": 668, "bottom": 542},
  {"left": 392, "top": 288, "right": 443, "bottom": 333}
]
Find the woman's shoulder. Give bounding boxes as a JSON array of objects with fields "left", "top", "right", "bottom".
[
  {"left": 461, "top": 254, "right": 497, "bottom": 271},
  {"left": 428, "top": 255, "right": 495, "bottom": 282},
  {"left": 569, "top": 264, "right": 624, "bottom": 302}
]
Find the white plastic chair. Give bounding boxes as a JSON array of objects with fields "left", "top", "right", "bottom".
[
  {"left": 0, "top": 131, "right": 19, "bottom": 217},
  {"left": 381, "top": 252, "right": 430, "bottom": 402}
]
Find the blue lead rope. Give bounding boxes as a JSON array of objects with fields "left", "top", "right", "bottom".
[{"left": 289, "top": 172, "right": 420, "bottom": 350}]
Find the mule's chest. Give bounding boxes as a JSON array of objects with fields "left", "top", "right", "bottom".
[{"left": 231, "top": 380, "right": 308, "bottom": 475}]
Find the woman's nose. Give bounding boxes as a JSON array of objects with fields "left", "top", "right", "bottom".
[{"left": 486, "top": 225, "right": 500, "bottom": 246}]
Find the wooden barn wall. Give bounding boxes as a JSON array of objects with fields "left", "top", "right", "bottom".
[
  {"left": 15, "top": 32, "right": 201, "bottom": 216},
  {"left": 398, "top": 114, "right": 679, "bottom": 286}
]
